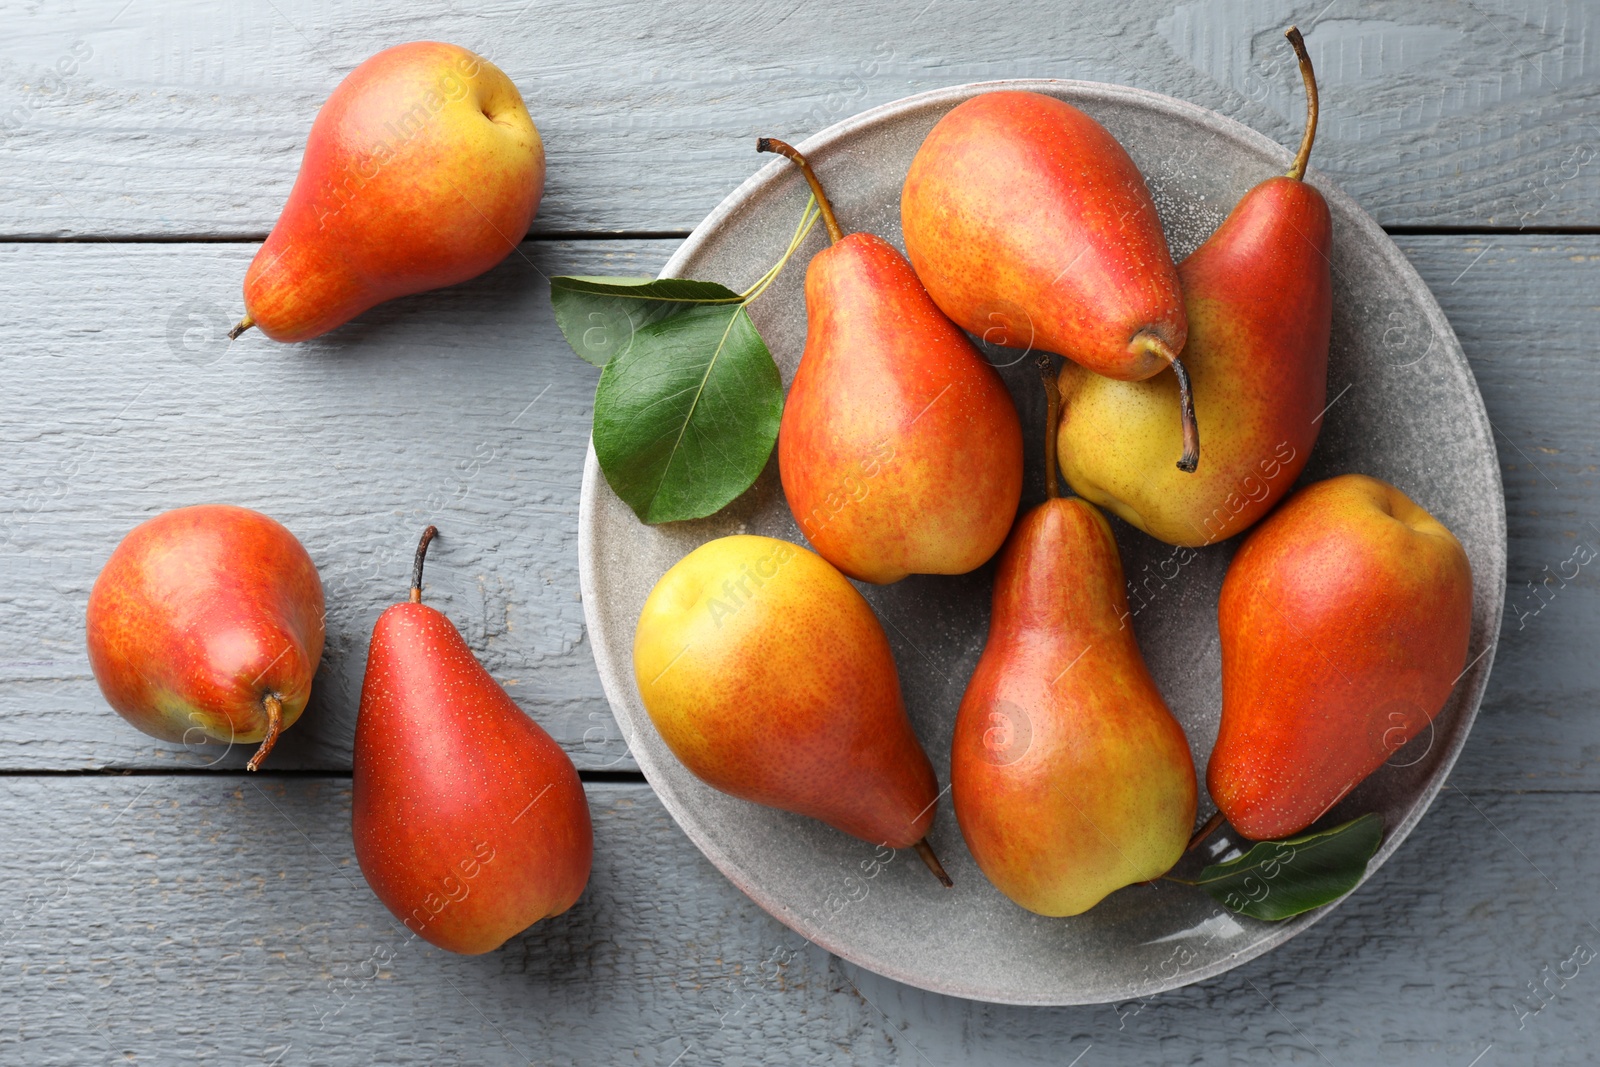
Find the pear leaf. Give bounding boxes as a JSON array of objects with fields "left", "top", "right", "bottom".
[
  {"left": 550, "top": 276, "right": 743, "bottom": 367},
  {"left": 591, "top": 301, "right": 781, "bottom": 524},
  {"left": 1182, "top": 814, "right": 1384, "bottom": 922}
]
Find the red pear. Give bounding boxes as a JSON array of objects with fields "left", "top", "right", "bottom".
[
  {"left": 353, "top": 528, "right": 592, "bottom": 954},
  {"left": 1058, "top": 26, "right": 1331, "bottom": 544},
  {"left": 760, "top": 138, "right": 1023, "bottom": 584},
  {"left": 901, "top": 90, "right": 1199, "bottom": 470},
  {"left": 233, "top": 42, "right": 544, "bottom": 342},
  {"left": 85, "top": 504, "right": 324, "bottom": 770},
  {"left": 951, "top": 372, "right": 1195, "bottom": 915},
  {"left": 1209, "top": 475, "right": 1473, "bottom": 840}
]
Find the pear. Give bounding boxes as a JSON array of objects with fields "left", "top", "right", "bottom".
[
  {"left": 633, "top": 534, "right": 950, "bottom": 883},
  {"left": 353, "top": 528, "right": 592, "bottom": 954},
  {"left": 759, "top": 138, "right": 1023, "bottom": 584},
  {"left": 1209, "top": 475, "right": 1473, "bottom": 840},
  {"left": 85, "top": 504, "right": 324, "bottom": 770},
  {"left": 951, "top": 370, "right": 1196, "bottom": 915},
  {"left": 1058, "top": 27, "right": 1331, "bottom": 545},
  {"left": 901, "top": 90, "right": 1199, "bottom": 470},
  {"left": 232, "top": 42, "right": 543, "bottom": 342}
]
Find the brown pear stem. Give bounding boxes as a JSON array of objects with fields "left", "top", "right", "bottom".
[
  {"left": 756, "top": 137, "right": 844, "bottom": 245},
  {"left": 912, "top": 838, "right": 954, "bottom": 888},
  {"left": 228, "top": 314, "right": 255, "bottom": 340},
  {"left": 1284, "top": 26, "right": 1319, "bottom": 182},
  {"left": 1186, "top": 810, "right": 1225, "bottom": 853},
  {"left": 246, "top": 694, "right": 283, "bottom": 772},
  {"left": 1038, "top": 353, "right": 1061, "bottom": 500},
  {"left": 1141, "top": 334, "right": 1200, "bottom": 472},
  {"left": 410, "top": 525, "right": 439, "bottom": 603}
]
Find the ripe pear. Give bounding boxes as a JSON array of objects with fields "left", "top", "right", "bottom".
[
  {"left": 952, "top": 378, "right": 1196, "bottom": 915},
  {"left": 758, "top": 138, "right": 1022, "bottom": 584},
  {"left": 85, "top": 504, "right": 324, "bottom": 770},
  {"left": 353, "top": 529, "right": 592, "bottom": 954},
  {"left": 633, "top": 535, "right": 950, "bottom": 882},
  {"left": 1058, "top": 28, "right": 1331, "bottom": 545},
  {"left": 233, "top": 42, "right": 544, "bottom": 342},
  {"left": 901, "top": 90, "right": 1198, "bottom": 470},
  {"left": 1209, "top": 475, "right": 1473, "bottom": 840}
]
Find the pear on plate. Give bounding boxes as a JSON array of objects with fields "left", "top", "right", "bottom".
[
  {"left": 633, "top": 534, "right": 951, "bottom": 883},
  {"left": 1058, "top": 27, "right": 1331, "bottom": 545},
  {"left": 759, "top": 138, "right": 1022, "bottom": 584},
  {"left": 952, "top": 371, "right": 1196, "bottom": 915},
  {"left": 902, "top": 90, "right": 1199, "bottom": 470},
  {"left": 1208, "top": 475, "right": 1473, "bottom": 840}
]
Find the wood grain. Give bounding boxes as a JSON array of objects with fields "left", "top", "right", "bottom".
[
  {"left": 0, "top": 238, "right": 674, "bottom": 772},
  {"left": 2, "top": 1, "right": 1596, "bottom": 1059},
  {"left": 0, "top": 0, "right": 1597, "bottom": 236},
  {"left": 0, "top": 777, "right": 1594, "bottom": 1065},
  {"left": 3, "top": 235, "right": 1596, "bottom": 783},
  {"left": 1395, "top": 237, "right": 1600, "bottom": 794}
]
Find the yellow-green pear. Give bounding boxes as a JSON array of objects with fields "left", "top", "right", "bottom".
[{"left": 1056, "top": 28, "right": 1331, "bottom": 546}]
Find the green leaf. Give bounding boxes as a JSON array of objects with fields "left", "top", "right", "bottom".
[
  {"left": 592, "top": 302, "right": 782, "bottom": 524},
  {"left": 549, "top": 276, "right": 744, "bottom": 367},
  {"left": 1180, "top": 814, "right": 1384, "bottom": 921}
]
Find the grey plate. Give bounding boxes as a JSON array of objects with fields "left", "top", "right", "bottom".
[{"left": 577, "top": 80, "right": 1506, "bottom": 1005}]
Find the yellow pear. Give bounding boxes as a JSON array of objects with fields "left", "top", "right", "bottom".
[{"left": 633, "top": 536, "right": 947, "bottom": 876}]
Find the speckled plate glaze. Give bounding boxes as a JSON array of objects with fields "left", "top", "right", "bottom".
[{"left": 577, "top": 81, "right": 1506, "bottom": 1005}]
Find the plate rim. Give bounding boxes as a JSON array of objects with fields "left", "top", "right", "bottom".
[{"left": 577, "top": 77, "right": 1508, "bottom": 1005}]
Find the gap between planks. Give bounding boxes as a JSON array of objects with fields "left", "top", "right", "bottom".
[
  {"left": 0, "top": 767, "right": 650, "bottom": 783},
  {"left": 0, "top": 230, "right": 694, "bottom": 244},
  {"left": 8, "top": 226, "right": 1600, "bottom": 244}
]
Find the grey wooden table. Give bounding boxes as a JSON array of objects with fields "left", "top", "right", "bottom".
[{"left": 2, "top": 1, "right": 1597, "bottom": 1063}]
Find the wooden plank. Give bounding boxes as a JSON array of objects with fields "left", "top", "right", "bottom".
[
  {"left": 3, "top": 236, "right": 1597, "bottom": 785},
  {"left": 0, "top": 0, "right": 1597, "bottom": 236},
  {"left": 1391, "top": 236, "right": 1600, "bottom": 793},
  {"left": 0, "top": 777, "right": 1595, "bottom": 1064},
  {"left": 0, "top": 238, "right": 675, "bottom": 772}
]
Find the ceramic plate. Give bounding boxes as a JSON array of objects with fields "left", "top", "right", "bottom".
[{"left": 577, "top": 81, "right": 1506, "bottom": 1005}]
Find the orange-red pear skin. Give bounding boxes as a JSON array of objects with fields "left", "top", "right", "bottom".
[
  {"left": 353, "top": 602, "right": 592, "bottom": 955},
  {"left": 952, "top": 499, "right": 1196, "bottom": 916},
  {"left": 241, "top": 42, "right": 544, "bottom": 341},
  {"left": 85, "top": 504, "right": 324, "bottom": 750},
  {"left": 1209, "top": 475, "right": 1473, "bottom": 840},
  {"left": 901, "top": 90, "right": 1186, "bottom": 380},
  {"left": 1059, "top": 175, "right": 1332, "bottom": 545},
  {"left": 780, "top": 232, "right": 1023, "bottom": 584},
  {"left": 633, "top": 536, "right": 939, "bottom": 848}
]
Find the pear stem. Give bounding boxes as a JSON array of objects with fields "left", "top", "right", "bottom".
[
  {"left": 228, "top": 314, "right": 255, "bottom": 340},
  {"left": 913, "top": 838, "right": 954, "bottom": 888},
  {"left": 1038, "top": 353, "right": 1061, "bottom": 500},
  {"left": 1142, "top": 334, "right": 1200, "bottom": 473},
  {"left": 410, "top": 525, "right": 439, "bottom": 604},
  {"left": 756, "top": 137, "right": 844, "bottom": 245},
  {"left": 1284, "top": 26, "right": 1319, "bottom": 182},
  {"left": 1186, "top": 810, "right": 1225, "bottom": 853},
  {"left": 246, "top": 693, "right": 283, "bottom": 772}
]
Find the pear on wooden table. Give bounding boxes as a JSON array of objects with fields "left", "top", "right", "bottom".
[
  {"left": 233, "top": 42, "right": 544, "bottom": 342},
  {"left": 353, "top": 528, "right": 592, "bottom": 954},
  {"left": 86, "top": 504, "right": 324, "bottom": 771}
]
